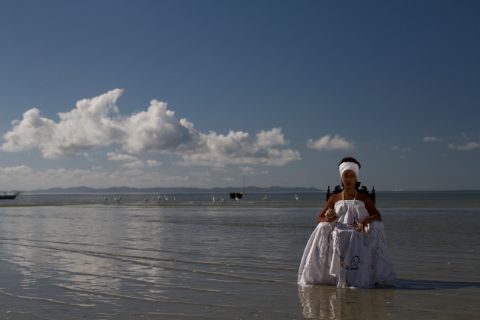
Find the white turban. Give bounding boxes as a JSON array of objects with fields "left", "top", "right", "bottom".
[{"left": 339, "top": 162, "right": 360, "bottom": 177}]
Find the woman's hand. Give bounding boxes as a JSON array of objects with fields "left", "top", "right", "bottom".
[
  {"left": 316, "top": 215, "right": 337, "bottom": 224},
  {"left": 326, "top": 215, "right": 337, "bottom": 223},
  {"left": 323, "top": 208, "right": 337, "bottom": 223},
  {"left": 355, "top": 219, "right": 367, "bottom": 232}
]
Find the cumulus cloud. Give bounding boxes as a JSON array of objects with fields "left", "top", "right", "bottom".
[
  {"left": 179, "top": 128, "right": 300, "bottom": 167},
  {"left": 448, "top": 142, "right": 480, "bottom": 151},
  {"left": 2, "top": 108, "right": 57, "bottom": 155},
  {"left": 423, "top": 136, "right": 442, "bottom": 143},
  {"left": 256, "top": 128, "right": 286, "bottom": 147},
  {"left": 307, "top": 134, "right": 354, "bottom": 151},
  {"left": 122, "top": 99, "right": 195, "bottom": 154},
  {"left": 1, "top": 89, "right": 300, "bottom": 167},
  {"left": 2, "top": 89, "right": 125, "bottom": 158}
]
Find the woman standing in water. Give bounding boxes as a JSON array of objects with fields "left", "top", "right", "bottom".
[{"left": 298, "top": 157, "right": 395, "bottom": 288}]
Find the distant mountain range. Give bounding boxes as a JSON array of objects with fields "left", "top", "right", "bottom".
[{"left": 27, "top": 186, "right": 323, "bottom": 194}]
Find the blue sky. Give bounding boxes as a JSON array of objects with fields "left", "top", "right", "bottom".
[{"left": 0, "top": 0, "right": 479, "bottom": 190}]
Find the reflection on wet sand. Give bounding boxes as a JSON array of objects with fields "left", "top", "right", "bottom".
[
  {"left": 0, "top": 205, "right": 479, "bottom": 319},
  {"left": 298, "top": 285, "right": 394, "bottom": 319},
  {"left": 299, "top": 278, "right": 480, "bottom": 320}
]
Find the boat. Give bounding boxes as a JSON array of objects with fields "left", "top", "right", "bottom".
[
  {"left": 229, "top": 192, "right": 243, "bottom": 200},
  {"left": 0, "top": 191, "right": 19, "bottom": 200},
  {"left": 230, "top": 176, "right": 246, "bottom": 200}
]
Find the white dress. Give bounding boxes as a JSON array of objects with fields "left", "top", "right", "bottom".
[{"left": 298, "top": 196, "right": 395, "bottom": 288}]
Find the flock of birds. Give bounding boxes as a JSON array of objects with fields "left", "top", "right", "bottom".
[
  {"left": 103, "top": 194, "right": 301, "bottom": 203},
  {"left": 103, "top": 195, "right": 177, "bottom": 203}
]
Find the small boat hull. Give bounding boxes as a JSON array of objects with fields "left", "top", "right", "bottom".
[
  {"left": 0, "top": 192, "right": 19, "bottom": 200},
  {"left": 229, "top": 192, "right": 243, "bottom": 200}
]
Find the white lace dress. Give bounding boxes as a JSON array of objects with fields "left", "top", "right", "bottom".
[{"left": 298, "top": 197, "right": 395, "bottom": 288}]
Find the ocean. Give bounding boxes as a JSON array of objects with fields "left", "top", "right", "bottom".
[{"left": 0, "top": 192, "right": 479, "bottom": 319}]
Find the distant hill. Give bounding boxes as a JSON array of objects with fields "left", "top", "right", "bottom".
[{"left": 28, "top": 186, "right": 322, "bottom": 194}]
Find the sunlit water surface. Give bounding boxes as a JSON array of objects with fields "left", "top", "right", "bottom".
[{"left": 0, "top": 195, "right": 479, "bottom": 319}]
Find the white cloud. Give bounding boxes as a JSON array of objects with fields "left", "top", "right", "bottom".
[
  {"left": 179, "top": 128, "right": 300, "bottom": 167},
  {"left": 448, "top": 142, "right": 480, "bottom": 151},
  {"left": 0, "top": 165, "right": 189, "bottom": 190},
  {"left": 107, "top": 152, "right": 138, "bottom": 162},
  {"left": 1, "top": 89, "right": 300, "bottom": 167},
  {"left": 256, "top": 127, "right": 286, "bottom": 147},
  {"left": 122, "top": 99, "right": 195, "bottom": 154},
  {"left": 307, "top": 134, "right": 354, "bottom": 151},
  {"left": 2, "top": 89, "right": 125, "bottom": 158},
  {"left": 107, "top": 152, "right": 160, "bottom": 168},
  {"left": 2, "top": 108, "right": 57, "bottom": 155},
  {"left": 423, "top": 136, "right": 442, "bottom": 143},
  {"left": 0, "top": 165, "right": 33, "bottom": 177},
  {"left": 240, "top": 166, "right": 269, "bottom": 176},
  {"left": 0, "top": 165, "right": 103, "bottom": 190},
  {"left": 121, "top": 160, "right": 145, "bottom": 169},
  {"left": 146, "top": 159, "right": 161, "bottom": 167}
]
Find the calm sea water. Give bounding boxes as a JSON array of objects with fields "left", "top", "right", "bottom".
[
  {"left": 4, "top": 190, "right": 480, "bottom": 208},
  {"left": 0, "top": 192, "right": 479, "bottom": 319}
]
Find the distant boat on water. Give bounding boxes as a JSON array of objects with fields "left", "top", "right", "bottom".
[
  {"left": 0, "top": 191, "right": 19, "bottom": 200},
  {"left": 230, "top": 176, "right": 246, "bottom": 200},
  {"left": 229, "top": 192, "right": 243, "bottom": 200}
]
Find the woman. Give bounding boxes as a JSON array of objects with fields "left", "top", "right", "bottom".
[{"left": 298, "top": 157, "right": 395, "bottom": 288}]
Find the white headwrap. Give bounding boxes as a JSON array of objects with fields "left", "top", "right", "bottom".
[{"left": 339, "top": 162, "right": 360, "bottom": 177}]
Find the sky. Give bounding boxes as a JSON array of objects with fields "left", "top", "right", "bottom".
[{"left": 0, "top": 0, "right": 479, "bottom": 191}]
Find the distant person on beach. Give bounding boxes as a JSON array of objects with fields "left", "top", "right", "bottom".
[{"left": 298, "top": 157, "right": 395, "bottom": 288}]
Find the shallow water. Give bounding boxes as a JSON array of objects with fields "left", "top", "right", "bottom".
[
  {"left": 0, "top": 201, "right": 479, "bottom": 319},
  {"left": 5, "top": 190, "right": 480, "bottom": 208}
]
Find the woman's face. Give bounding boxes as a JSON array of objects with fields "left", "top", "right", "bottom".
[{"left": 341, "top": 170, "right": 357, "bottom": 189}]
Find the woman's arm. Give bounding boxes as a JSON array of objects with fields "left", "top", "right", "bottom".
[
  {"left": 365, "top": 199, "right": 382, "bottom": 223},
  {"left": 355, "top": 193, "right": 382, "bottom": 231},
  {"left": 316, "top": 196, "right": 336, "bottom": 223}
]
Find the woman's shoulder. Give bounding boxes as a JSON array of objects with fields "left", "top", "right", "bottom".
[
  {"left": 356, "top": 191, "right": 370, "bottom": 202},
  {"left": 356, "top": 192, "right": 376, "bottom": 209},
  {"left": 327, "top": 193, "right": 342, "bottom": 205}
]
